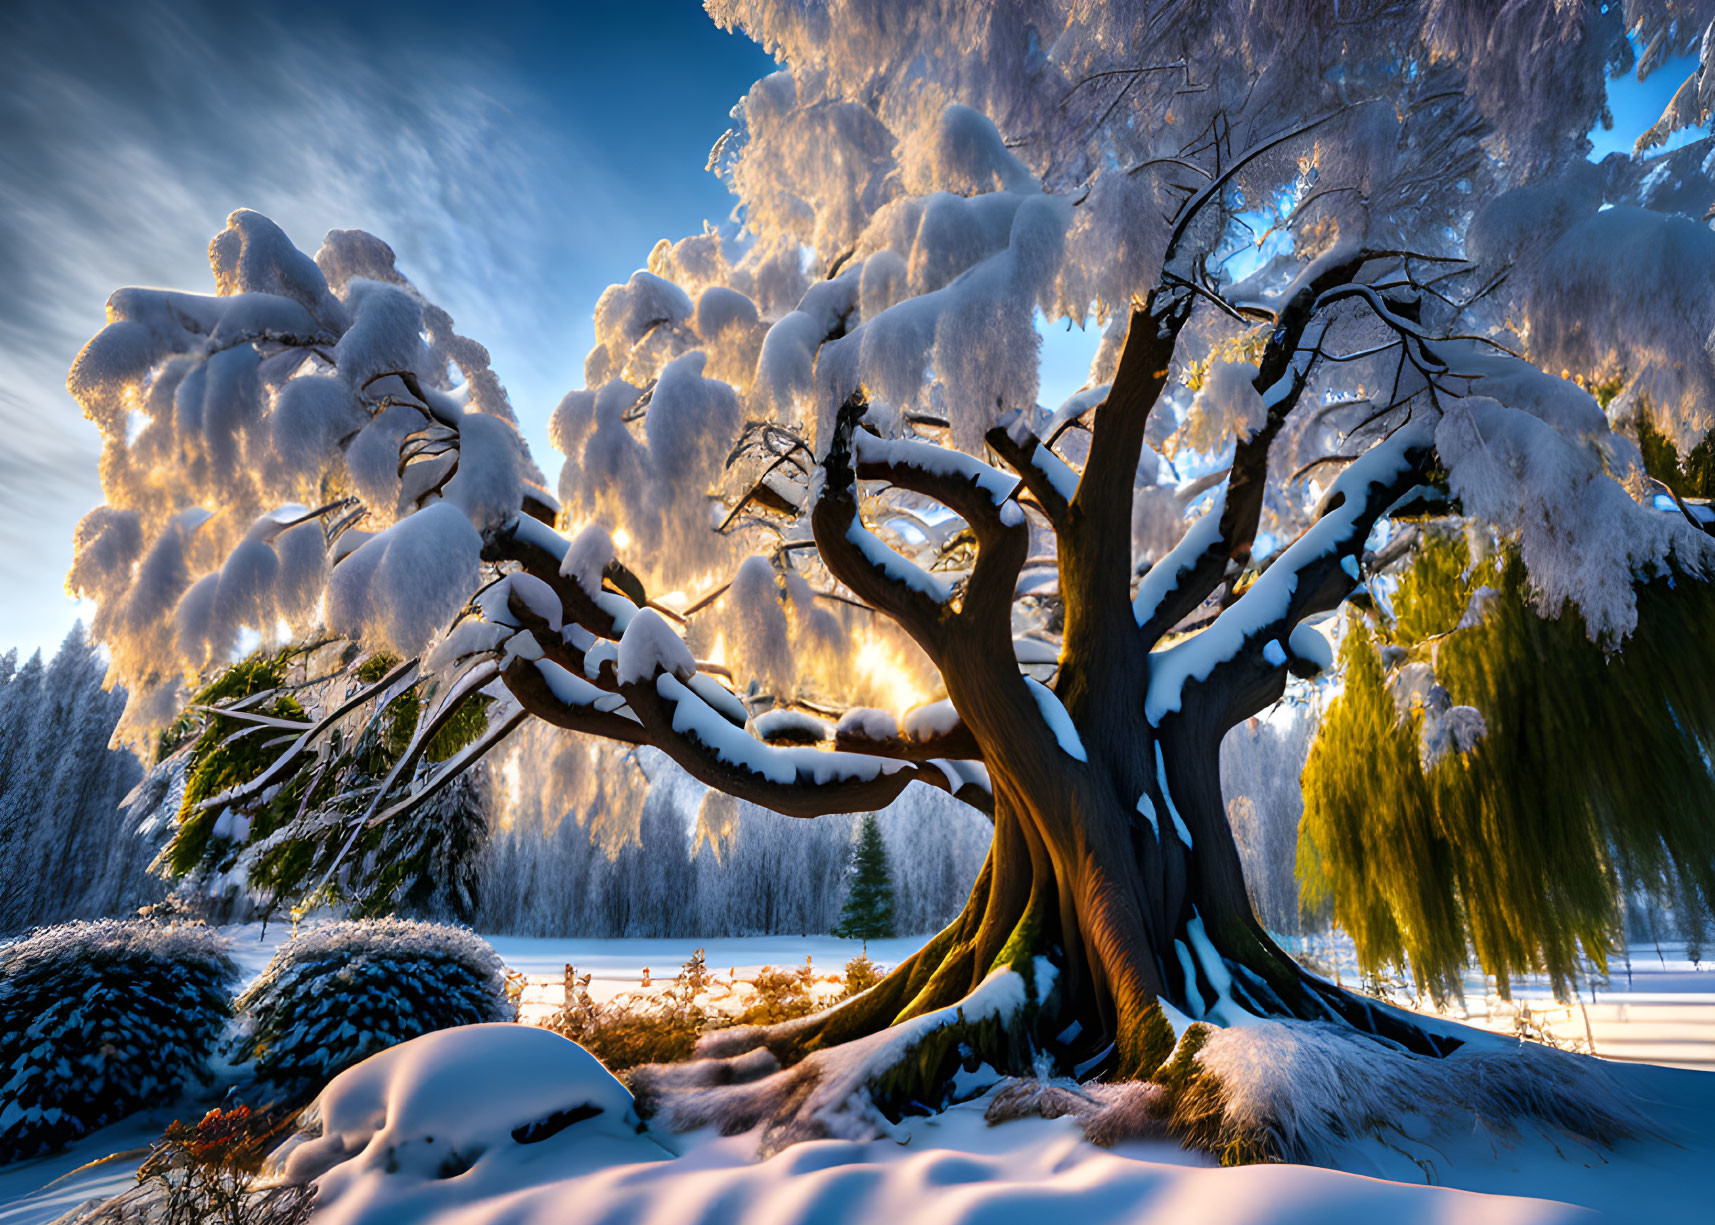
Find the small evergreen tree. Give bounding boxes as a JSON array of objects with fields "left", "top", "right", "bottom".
[{"left": 832, "top": 814, "right": 895, "bottom": 948}]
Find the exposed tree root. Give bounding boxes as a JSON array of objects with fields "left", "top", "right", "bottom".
[
  {"left": 630, "top": 953, "right": 1055, "bottom": 1156},
  {"left": 987, "top": 1012, "right": 1645, "bottom": 1168}
]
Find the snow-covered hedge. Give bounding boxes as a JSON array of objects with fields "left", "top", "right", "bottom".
[
  {"left": 227, "top": 919, "right": 514, "bottom": 1097},
  {"left": 0, "top": 919, "right": 237, "bottom": 1164}
]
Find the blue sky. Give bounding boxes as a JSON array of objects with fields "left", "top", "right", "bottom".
[
  {"left": 0, "top": 2, "right": 1700, "bottom": 656},
  {"left": 0, "top": 0, "right": 773, "bottom": 655}
]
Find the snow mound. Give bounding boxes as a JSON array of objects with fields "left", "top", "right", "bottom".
[
  {"left": 991, "top": 1017, "right": 1641, "bottom": 1168},
  {"left": 280, "top": 1024, "right": 657, "bottom": 1218},
  {"left": 277, "top": 1022, "right": 1590, "bottom": 1225}
]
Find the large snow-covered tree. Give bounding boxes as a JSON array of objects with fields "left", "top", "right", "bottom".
[{"left": 62, "top": 0, "right": 1715, "bottom": 1154}]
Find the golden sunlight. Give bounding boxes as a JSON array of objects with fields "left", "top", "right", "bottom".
[{"left": 853, "top": 629, "right": 930, "bottom": 717}]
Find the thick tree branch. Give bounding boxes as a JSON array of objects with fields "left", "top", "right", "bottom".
[
  {"left": 832, "top": 704, "right": 985, "bottom": 762},
  {"left": 1054, "top": 290, "right": 1193, "bottom": 722},
  {"left": 1148, "top": 422, "right": 1436, "bottom": 733},
  {"left": 985, "top": 412, "right": 1078, "bottom": 528},
  {"left": 1135, "top": 252, "right": 1369, "bottom": 648},
  {"left": 851, "top": 429, "right": 1030, "bottom": 651},
  {"left": 811, "top": 393, "right": 956, "bottom": 660},
  {"left": 616, "top": 663, "right": 943, "bottom": 818},
  {"left": 484, "top": 516, "right": 630, "bottom": 640},
  {"left": 500, "top": 654, "right": 654, "bottom": 746}
]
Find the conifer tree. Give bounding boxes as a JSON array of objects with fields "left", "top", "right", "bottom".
[{"left": 832, "top": 813, "right": 895, "bottom": 948}]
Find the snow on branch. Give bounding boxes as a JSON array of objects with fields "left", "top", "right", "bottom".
[
  {"left": 619, "top": 665, "right": 937, "bottom": 819},
  {"left": 811, "top": 394, "right": 958, "bottom": 657},
  {"left": 1147, "top": 421, "right": 1436, "bottom": 726},
  {"left": 486, "top": 515, "right": 640, "bottom": 642},
  {"left": 850, "top": 415, "right": 1031, "bottom": 636},
  {"left": 984, "top": 408, "right": 1077, "bottom": 526},
  {"left": 1133, "top": 250, "right": 1373, "bottom": 647},
  {"left": 500, "top": 654, "right": 650, "bottom": 746},
  {"left": 833, "top": 700, "right": 984, "bottom": 762},
  {"left": 852, "top": 432, "right": 1021, "bottom": 511}
]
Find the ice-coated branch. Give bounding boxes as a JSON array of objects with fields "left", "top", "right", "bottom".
[
  {"left": 358, "top": 705, "right": 532, "bottom": 834},
  {"left": 1148, "top": 421, "right": 1436, "bottom": 731}
]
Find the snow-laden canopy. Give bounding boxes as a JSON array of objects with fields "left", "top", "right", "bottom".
[
  {"left": 65, "top": 0, "right": 1715, "bottom": 809},
  {"left": 57, "top": 0, "right": 1715, "bottom": 1157}
]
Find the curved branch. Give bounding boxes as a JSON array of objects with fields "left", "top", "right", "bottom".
[
  {"left": 851, "top": 428, "right": 1031, "bottom": 646},
  {"left": 617, "top": 665, "right": 938, "bottom": 818},
  {"left": 811, "top": 394, "right": 955, "bottom": 659},
  {"left": 500, "top": 654, "right": 653, "bottom": 746},
  {"left": 484, "top": 515, "right": 637, "bottom": 641},
  {"left": 1135, "top": 250, "right": 1370, "bottom": 647},
  {"left": 1148, "top": 422, "right": 1436, "bottom": 731},
  {"left": 985, "top": 413, "right": 1076, "bottom": 528}
]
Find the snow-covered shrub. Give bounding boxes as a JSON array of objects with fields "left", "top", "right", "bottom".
[
  {"left": 0, "top": 920, "right": 236, "bottom": 1164},
  {"left": 227, "top": 919, "right": 513, "bottom": 1099}
]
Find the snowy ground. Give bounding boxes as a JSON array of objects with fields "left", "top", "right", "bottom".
[{"left": 2, "top": 929, "right": 1712, "bottom": 1224}]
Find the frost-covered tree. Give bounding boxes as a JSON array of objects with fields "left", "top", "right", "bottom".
[
  {"left": 475, "top": 732, "right": 986, "bottom": 938},
  {"left": 0, "top": 624, "right": 157, "bottom": 935},
  {"left": 64, "top": 0, "right": 1715, "bottom": 1155}
]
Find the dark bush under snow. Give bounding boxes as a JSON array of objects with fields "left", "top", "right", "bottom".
[
  {"left": 0, "top": 919, "right": 236, "bottom": 1164},
  {"left": 226, "top": 918, "right": 514, "bottom": 1101}
]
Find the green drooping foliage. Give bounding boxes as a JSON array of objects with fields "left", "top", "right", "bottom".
[
  {"left": 832, "top": 813, "right": 896, "bottom": 944},
  {"left": 157, "top": 649, "right": 493, "bottom": 923},
  {"left": 1636, "top": 413, "right": 1715, "bottom": 500},
  {"left": 1301, "top": 532, "right": 1715, "bottom": 1002},
  {"left": 227, "top": 918, "right": 513, "bottom": 1101},
  {"left": 163, "top": 652, "right": 306, "bottom": 880},
  {"left": 0, "top": 920, "right": 236, "bottom": 1164}
]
